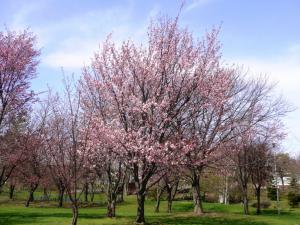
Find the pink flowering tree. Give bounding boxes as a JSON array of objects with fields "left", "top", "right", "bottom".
[
  {"left": 82, "top": 15, "right": 236, "bottom": 223},
  {"left": 18, "top": 131, "right": 46, "bottom": 207},
  {"left": 179, "top": 73, "right": 289, "bottom": 214},
  {"left": 44, "top": 79, "right": 92, "bottom": 225},
  {"left": 0, "top": 112, "right": 28, "bottom": 192},
  {"left": 0, "top": 29, "right": 39, "bottom": 189},
  {"left": 85, "top": 120, "right": 127, "bottom": 217},
  {"left": 16, "top": 105, "right": 48, "bottom": 207}
]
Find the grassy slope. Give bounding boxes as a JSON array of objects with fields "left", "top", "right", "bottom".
[{"left": 0, "top": 193, "right": 300, "bottom": 225}]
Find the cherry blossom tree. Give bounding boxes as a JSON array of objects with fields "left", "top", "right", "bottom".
[
  {"left": 180, "top": 74, "right": 289, "bottom": 214},
  {"left": 0, "top": 29, "right": 39, "bottom": 189},
  {"left": 45, "top": 79, "right": 92, "bottom": 225},
  {"left": 82, "top": 15, "right": 230, "bottom": 223},
  {"left": 17, "top": 106, "right": 48, "bottom": 207},
  {"left": 86, "top": 128, "right": 127, "bottom": 217},
  {"left": 0, "top": 112, "right": 28, "bottom": 191}
]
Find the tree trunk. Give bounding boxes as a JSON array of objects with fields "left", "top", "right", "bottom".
[
  {"left": 167, "top": 190, "right": 172, "bottom": 213},
  {"left": 155, "top": 196, "right": 161, "bottom": 213},
  {"left": 119, "top": 183, "right": 125, "bottom": 203},
  {"left": 25, "top": 185, "right": 37, "bottom": 207},
  {"left": 256, "top": 186, "right": 261, "bottom": 214},
  {"left": 155, "top": 184, "right": 164, "bottom": 213},
  {"left": 84, "top": 182, "right": 88, "bottom": 203},
  {"left": 166, "top": 184, "right": 173, "bottom": 213},
  {"left": 242, "top": 186, "right": 249, "bottom": 215},
  {"left": 58, "top": 186, "right": 65, "bottom": 207},
  {"left": 223, "top": 176, "right": 229, "bottom": 204},
  {"left": 281, "top": 177, "right": 284, "bottom": 191},
  {"left": 107, "top": 199, "right": 116, "bottom": 217},
  {"left": 43, "top": 188, "right": 49, "bottom": 201},
  {"left": 90, "top": 182, "right": 95, "bottom": 203},
  {"left": 133, "top": 162, "right": 154, "bottom": 224},
  {"left": 192, "top": 170, "right": 204, "bottom": 215},
  {"left": 136, "top": 191, "right": 146, "bottom": 224},
  {"left": 9, "top": 184, "right": 15, "bottom": 199},
  {"left": 71, "top": 204, "right": 79, "bottom": 225}
]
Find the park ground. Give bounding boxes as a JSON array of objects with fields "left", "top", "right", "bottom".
[{"left": 0, "top": 192, "right": 300, "bottom": 225}]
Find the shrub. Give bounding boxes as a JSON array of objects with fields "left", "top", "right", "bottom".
[
  {"left": 267, "top": 186, "right": 277, "bottom": 201},
  {"left": 228, "top": 193, "right": 242, "bottom": 204},
  {"left": 251, "top": 201, "right": 271, "bottom": 209},
  {"left": 287, "top": 192, "right": 300, "bottom": 208},
  {"left": 203, "top": 193, "right": 218, "bottom": 203}
]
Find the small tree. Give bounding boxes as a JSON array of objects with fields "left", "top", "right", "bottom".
[
  {"left": 249, "top": 142, "right": 273, "bottom": 214},
  {"left": 45, "top": 79, "right": 92, "bottom": 225}
]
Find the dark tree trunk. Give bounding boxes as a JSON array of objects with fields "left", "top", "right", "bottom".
[
  {"left": 9, "top": 184, "right": 15, "bottom": 199},
  {"left": 155, "top": 196, "right": 161, "bottom": 213},
  {"left": 167, "top": 189, "right": 172, "bottom": 213},
  {"left": 136, "top": 190, "right": 146, "bottom": 224},
  {"left": 90, "top": 182, "right": 95, "bottom": 203},
  {"left": 192, "top": 170, "right": 204, "bottom": 214},
  {"left": 107, "top": 198, "right": 116, "bottom": 217},
  {"left": 25, "top": 184, "right": 38, "bottom": 207},
  {"left": 84, "top": 182, "right": 89, "bottom": 203},
  {"left": 166, "top": 180, "right": 179, "bottom": 213},
  {"left": 71, "top": 204, "right": 79, "bottom": 225},
  {"left": 166, "top": 184, "right": 172, "bottom": 213},
  {"left": 133, "top": 162, "right": 155, "bottom": 224},
  {"left": 58, "top": 186, "right": 65, "bottom": 207},
  {"left": 43, "top": 188, "right": 49, "bottom": 201},
  {"left": 155, "top": 184, "right": 164, "bottom": 213},
  {"left": 280, "top": 177, "right": 284, "bottom": 191},
  {"left": 256, "top": 186, "right": 261, "bottom": 214}
]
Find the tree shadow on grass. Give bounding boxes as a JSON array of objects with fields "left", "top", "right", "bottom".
[
  {"left": 0, "top": 211, "right": 110, "bottom": 225},
  {"left": 0, "top": 207, "right": 283, "bottom": 225},
  {"left": 146, "top": 213, "right": 269, "bottom": 225}
]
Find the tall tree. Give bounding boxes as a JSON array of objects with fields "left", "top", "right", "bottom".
[{"left": 0, "top": 29, "right": 39, "bottom": 189}]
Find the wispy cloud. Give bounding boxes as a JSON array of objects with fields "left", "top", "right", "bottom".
[
  {"left": 184, "top": 0, "right": 214, "bottom": 13},
  {"left": 9, "top": 1, "right": 161, "bottom": 71}
]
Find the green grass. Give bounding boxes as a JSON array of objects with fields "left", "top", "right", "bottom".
[{"left": 0, "top": 192, "right": 300, "bottom": 225}]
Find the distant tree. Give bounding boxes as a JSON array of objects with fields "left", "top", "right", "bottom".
[
  {"left": 267, "top": 185, "right": 277, "bottom": 201},
  {"left": 249, "top": 142, "right": 273, "bottom": 214},
  {"left": 276, "top": 153, "right": 292, "bottom": 189}
]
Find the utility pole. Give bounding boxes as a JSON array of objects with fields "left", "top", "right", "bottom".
[{"left": 273, "top": 143, "right": 280, "bottom": 215}]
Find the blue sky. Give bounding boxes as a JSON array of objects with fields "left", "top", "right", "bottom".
[{"left": 1, "top": 0, "right": 300, "bottom": 155}]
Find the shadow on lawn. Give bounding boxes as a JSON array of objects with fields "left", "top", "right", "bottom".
[
  {"left": 0, "top": 208, "right": 283, "bottom": 225},
  {"left": 0, "top": 211, "right": 109, "bottom": 225},
  {"left": 147, "top": 214, "right": 269, "bottom": 225},
  {"left": 0, "top": 211, "right": 270, "bottom": 225}
]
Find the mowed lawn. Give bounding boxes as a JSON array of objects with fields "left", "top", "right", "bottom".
[{"left": 0, "top": 194, "right": 300, "bottom": 225}]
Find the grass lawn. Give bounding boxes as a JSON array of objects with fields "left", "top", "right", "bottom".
[{"left": 0, "top": 193, "right": 300, "bottom": 225}]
